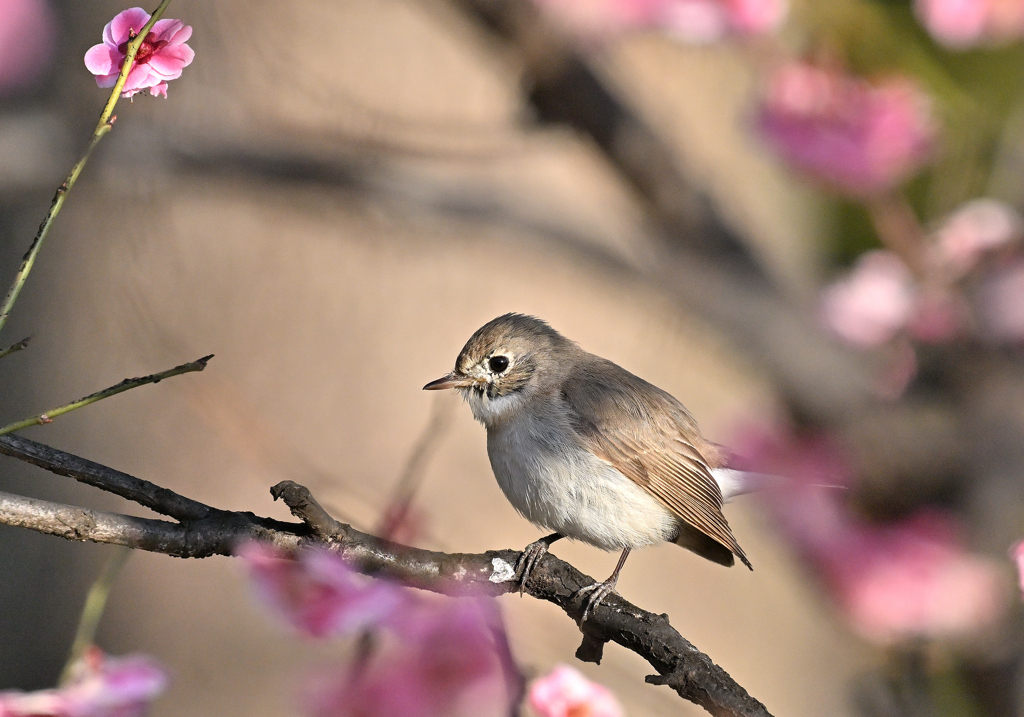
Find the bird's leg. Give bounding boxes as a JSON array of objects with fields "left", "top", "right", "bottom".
[
  {"left": 515, "top": 533, "right": 563, "bottom": 595},
  {"left": 576, "top": 548, "right": 631, "bottom": 622}
]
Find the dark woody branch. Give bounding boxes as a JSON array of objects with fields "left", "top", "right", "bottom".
[{"left": 0, "top": 436, "right": 771, "bottom": 717}]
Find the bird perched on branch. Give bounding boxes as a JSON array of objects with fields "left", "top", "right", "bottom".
[{"left": 425, "top": 313, "right": 752, "bottom": 620}]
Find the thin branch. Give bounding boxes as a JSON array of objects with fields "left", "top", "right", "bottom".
[
  {"left": 0, "top": 490, "right": 301, "bottom": 556},
  {"left": 0, "top": 0, "right": 174, "bottom": 335},
  {"left": 0, "top": 337, "right": 31, "bottom": 360},
  {"left": 866, "top": 193, "right": 930, "bottom": 278},
  {"left": 0, "top": 440, "right": 771, "bottom": 717},
  {"left": 0, "top": 434, "right": 214, "bottom": 521},
  {"left": 377, "top": 393, "right": 455, "bottom": 539},
  {"left": 59, "top": 546, "right": 132, "bottom": 685},
  {"left": 0, "top": 355, "right": 213, "bottom": 437}
]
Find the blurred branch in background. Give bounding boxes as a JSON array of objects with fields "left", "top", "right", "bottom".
[{"left": 377, "top": 392, "right": 456, "bottom": 543}]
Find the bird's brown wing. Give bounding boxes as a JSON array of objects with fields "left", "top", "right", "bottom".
[{"left": 560, "top": 360, "right": 751, "bottom": 568}]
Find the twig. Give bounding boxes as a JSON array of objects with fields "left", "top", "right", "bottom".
[
  {"left": 59, "top": 546, "right": 132, "bottom": 685},
  {"left": 0, "top": 337, "right": 31, "bottom": 360},
  {"left": 377, "top": 392, "right": 455, "bottom": 540},
  {"left": 866, "top": 193, "right": 930, "bottom": 278},
  {"left": 0, "top": 438, "right": 771, "bottom": 717},
  {"left": 0, "top": 434, "right": 214, "bottom": 521},
  {"left": 270, "top": 481, "right": 344, "bottom": 540},
  {"left": 0, "top": 490, "right": 301, "bottom": 556},
  {"left": 0, "top": 355, "right": 213, "bottom": 437},
  {"left": 0, "top": 0, "right": 174, "bottom": 335}
]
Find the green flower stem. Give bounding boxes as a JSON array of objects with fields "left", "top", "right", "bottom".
[
  {"left": 0, "top": 337, "right": 31, "bottom": 360},
  {"left": 0, "top": 0, "right": 174, "bottom": 336},
  {"left": 0, "top": 355, "right": 212, "bottom": 437},
  {"left": 59, "top": 545, "right": 132, "bottom": 685}
]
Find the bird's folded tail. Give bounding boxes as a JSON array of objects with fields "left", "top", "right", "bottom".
[{"left": 673, "top": 521, "right": 736, "bottom": 567}]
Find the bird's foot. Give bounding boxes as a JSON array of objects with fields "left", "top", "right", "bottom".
[
  {"left": 576, "top": 577, "right": 619, "bottom": 623},
  {"left": 514, "top": 533, "right": 562, "bottom": 596}
]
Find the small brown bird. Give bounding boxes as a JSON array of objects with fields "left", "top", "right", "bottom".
[{"left": 425, "top": 314, "right": 751, "bottom": 619}]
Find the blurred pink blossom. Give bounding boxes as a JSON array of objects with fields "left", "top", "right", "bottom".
[
  {"left": 932, "top": 198, "right": 1022, "bottom": 277},
  {"left": 0, "top": 648, "right": 167, "bottom": 717},
  {"left": 0, "top": 0, "right": 55, "bottom": 93},
  {"left": 531, "top": 0, "right": 785, "bottom": 41},
  {"left": 758, "top": 63, "right": 936, "bottom": 197},
  {"left": 821, "top": 251, "right": 916, "bottom": 348},
  {"left": 83, "top": 7, "right": 193, "bottom": 98},
  {"left": 977, "top": 260, "right": 1024, "bottom": 342},
  {"left": 906, "top": 288, "right": 965, "bottom": 343},
  {"left": 529, "top": 665, "right": 625, "bottom": 717},
  {"left": 1012, "top": 541, "right": 1024, "bottom": 600},
  {"left": 873, "top": 340, "right": 919, "bottom": 400},
  {"left": 395, "top": 599, "right": 506, "bottom": 709},
  {"left": 722, "top": 0, "right": 788, "bottom": 34},
  {"left": 237, "top": 542, "right": 405, "bottom": 639},
  {"left": 310, "top": 598, "right": 507, "bottom": 717},
  {"left": 915, "top": 0, "right": 1024, "bottom": 48},
  {"left": 735, "top": 425, "right": 1006, "bottom": 643}
]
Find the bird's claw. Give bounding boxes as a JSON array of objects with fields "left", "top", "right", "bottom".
[
  {"left": 515, "top": 539, "right": 552, "bottom": 596},
  {"left": 576, "top": 579, "right": 618, "bottom": 622}
]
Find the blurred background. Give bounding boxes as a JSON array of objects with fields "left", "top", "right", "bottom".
[{"left": 3, "top": 0, "right": 1024, "bottom": 715}]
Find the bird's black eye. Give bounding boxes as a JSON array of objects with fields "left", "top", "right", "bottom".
[{"left": 488, "top": 355, "right": 509, "bottom": 373}]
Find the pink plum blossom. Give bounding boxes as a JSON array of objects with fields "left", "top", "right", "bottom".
[
  {"left": 932, "top": 198, "right": 1022, "bottom": 277},
  {"left": 392, "top": 598, "right": 507, "bottom": 712},
  {"left": 529, "top": 665, "right": 625, "bottom": 717},
  {"left": 758, "top": 62, "right": 936, "bottom": 197},
  {"left": 905, "top": 288, "right": 965, "bottom": 344},
  {"left": 310, "top": 598, "right": 508, "bottom": 717},
  {"left": 821, "top": 251, "right": 917, "bottom": 348},
  {"left": 915, "top": 0, "right": 1024, "bottom": 49},
  {"left": 83, "top": 7, "right": 193, "bottom": 98},
  {"left": 236, "top": 542, "right": 406, "bottom": 639},
  {"left": 530, "top": 0, "right": 785, "bottom": 41},
  {"left": 0, "top": 648, "right": 167, "bottom": 717},
  {"left": 1012, "top": 541, "right": 1024, "bottom": 600},
  {"left": 734, "top": 425, "right": 1007, "bottom": 644},
  {"left": 0, "top": 0, "right": 55, "bottom": 93}
]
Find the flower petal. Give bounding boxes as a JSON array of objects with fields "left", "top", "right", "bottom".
[
  {"left": 122, "top": 63, "right": 157, "bottom": 93},
  {"left": 165, "top": 23, "right": 193, "bottom": 47},
  {"left": 95, "top": 72, "right": 119, "bottom": 89},
  {"left": 530, "top": 665, "right": 625, "bottom": 717},
  {"left": 238, "top": 542, "right": 407, "bottom": 639},
  {"left": 84, "top": 43, "right": 120, "bottom": 76},
  {"left": 146, "top": 44, "right": 194, "bottom": 76},
  {"left": 0, "top": 651, "right": 167, "bottom": 717},
  {"left": 150, "top": 18, "right": 183, "bottom": 43},
  {"left": 104, "top": 7, "right": 151, "bottom": 46}
]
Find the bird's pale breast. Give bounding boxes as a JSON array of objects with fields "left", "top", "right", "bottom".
[{"left": 485, "top": 406, "right": 678, "bottom": 551}]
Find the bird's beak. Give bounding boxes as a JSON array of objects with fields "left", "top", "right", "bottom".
[{"left": 423, "top": 372, "right": 475, "bottom": 391}]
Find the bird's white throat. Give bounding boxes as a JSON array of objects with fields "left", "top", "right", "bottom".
[{"left": 463, "top": 386, "right": 529, "bottom": 427}]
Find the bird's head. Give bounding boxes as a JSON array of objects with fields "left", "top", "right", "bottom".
[{"left": 424, "top": 313, "right": 574, "bottom": 426}]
